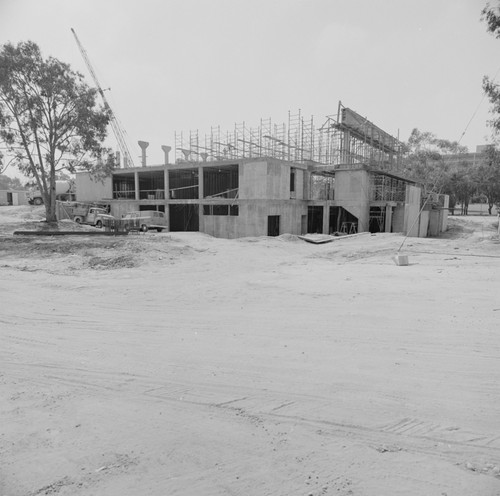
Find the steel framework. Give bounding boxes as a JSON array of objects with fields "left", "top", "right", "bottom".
[{"left": 174, "top": 102, "right": 403, "bottom": 171}]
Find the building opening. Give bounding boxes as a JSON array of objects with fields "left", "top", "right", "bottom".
[
  {"left": 307, "top": 206, "right": 323, "bottom": 233},
  {"left": 329, "top": 207, "right": 358, "bottom": 234},
  {"left": 369, "top": 206, "right": 385, "bottom": 233},
  {"left": 203, "top": 164, "right": 238, "bottom": 198},
  {"left": 169, "top": 169, "right": 199, "bottom": 199},
  {"left": 169, "top": 204, "right": 199, "bottom": 231},
  {"left": 138, "top": 171, "right": 165, "bottom": 200},
  {"left": 113, "top": 173, "right": 135, "bottom": 199},
  {"left": 268, "top": 215, "right": 280, "bottom": 236}
]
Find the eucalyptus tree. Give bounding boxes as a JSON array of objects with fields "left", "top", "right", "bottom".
[{"left": 0, "top": 40, "right": 113, "bottom": 221}]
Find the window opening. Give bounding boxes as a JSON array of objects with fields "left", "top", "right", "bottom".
[
  {"left": 138, "top": 171, "right": 165, "bottom": 200},
  {"left": 309, "top": 173, "right": 334, "bottom": 200},
  {"left": 203, "top": 164, "right": 239, "bottom": 199},
  {"left": 169, "top": 169, "right": 199, "bottom": 199},
  {"left": 113, "top": 174, "right": 135, "bottom": 199}
]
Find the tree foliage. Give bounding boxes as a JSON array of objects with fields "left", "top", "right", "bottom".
[
  {"left": 402, "top": 129, "right": 484, "bottom": 214},
  {"left": 402, "top": 129, "right": 500, "bottom": 215},
  {"left": 482, "top": 2, "right": 500, "bottom": 137},
  {"left": 0, "top": 173, "right": 24, "bottom": 190},
  {"left": 0, "top": 40, "right": 114, "bottom": 221},
  {"left": 475, "top": 145, "right": 500, "bottom": 214},
  {"left": 402, "top": 128, "right": 468, "bottom": 191},
  {"left": 481, "top": 2, "right": 500, "bottom": 39}
]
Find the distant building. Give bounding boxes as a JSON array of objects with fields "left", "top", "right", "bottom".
[
  {"left": 437, "top": 145, "right": 491, "bottom": 171},
  {"left": 0, "top": 190, "right": 29, "bottom": 206}
]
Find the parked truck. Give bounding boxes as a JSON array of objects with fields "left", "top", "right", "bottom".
[
  {"left": 28, "top": 180, "right": 75, "bottom": 205},
  {"left": 58, "top": 201, "right": 114, "bottom": 228},
  {"left": 122, "top": 210, "right": 168, "bottom": 232}
]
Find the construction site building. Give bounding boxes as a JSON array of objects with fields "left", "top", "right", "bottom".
[{"left": 75, "top": 103, "right": 448, "bottom": 238}]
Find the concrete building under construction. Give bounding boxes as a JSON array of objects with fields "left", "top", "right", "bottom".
[{"left": 75, "top": 102, "right": 448, "bottom": 238}]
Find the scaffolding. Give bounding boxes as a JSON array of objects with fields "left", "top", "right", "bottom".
[
  {"left": 370, "top": 172, "right": 407, "bottom": 202},
  {"left": 173, "top": 102, "right": 403, "bottom": 171}
]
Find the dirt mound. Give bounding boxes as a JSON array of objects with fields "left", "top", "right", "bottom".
[{"left": 86, "top": 254, "right": 138, "bottom": 270}]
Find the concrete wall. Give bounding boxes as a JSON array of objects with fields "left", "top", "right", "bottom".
[
  {"left": 240, "top": 161, "right": 268, "bottom": 199},
  {"left": 202, "top": 200, "right": 308, "bottom": 238},
  {"left": 418, "top": 210, "right": 430, "bottom": 237},
  {"left": 334, "top": 169, "right": 370, "bottom": 231},
  {"left": 240, "top": 160, "right": 303, "bottom": 201},
  {"left": 392, "top": 205, "right": 405, "bottom": 232},
  {"left": 200, "top": 212, "right": 240, "bottom": 238},
  {"left": 295, "top": 169, "right": 305, "bottom": 200},
  {"left": 428, "top": 209, "right": 444, "bottom": 236},
  {"left": 76, "top": 173, "right": 112, "bottom": 202},
  {"left": 403, "top": 185, "right": 422, "bottom": 237},
  {"left": 441, "top": 196, "right": 449, "bottom": 232}
]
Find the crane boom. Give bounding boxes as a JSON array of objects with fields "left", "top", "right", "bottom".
[{"left": 71, "top": 28, "right": 135, "bottom": 168}]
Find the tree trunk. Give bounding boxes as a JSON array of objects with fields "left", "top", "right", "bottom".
[{"left": 44, "top": 174, "right": 58, "bottom": 223}]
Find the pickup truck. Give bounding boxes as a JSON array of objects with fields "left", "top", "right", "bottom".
[
  {"left": 73, "top": 207, "right": 115, "bottom": 228},
  {"left": 122, "top": 211, "right": 167, "bottom": 232}
]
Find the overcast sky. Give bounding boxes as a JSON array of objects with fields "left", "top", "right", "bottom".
[{"left": 1, "top": 0, "right": 499, "bottom": 169}]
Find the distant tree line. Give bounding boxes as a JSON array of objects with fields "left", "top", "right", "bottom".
[
  {"left": 0, "top": 173, "right": 25, "bottom": 190},
  {"left": 401, "top": 129, "right": 500, "bottom": 215}
]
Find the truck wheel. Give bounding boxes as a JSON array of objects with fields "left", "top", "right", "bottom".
[
  {"left": 74, "top": 217, "right": 82, "bottom": 224},
  {"left": 141, "top": 224, "right": 148, "bottom": 233},
  {"left": 96, "top": 220, "right": 103, "bottom": 228},
  {"left": 33, "top": 197, "right": 43, "bottom": 206},
  {"left": 157, "top": 228, "right": 163, "bottom": 232}
]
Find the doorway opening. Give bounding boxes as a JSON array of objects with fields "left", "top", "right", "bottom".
[
  {"left": 268, "top": 215, "right": 280, "bottom": 236},
  {"left": 307, "top": 206, "right": 323, "bottom": 233},
  {"left": 169, "top": 204, "right": 199, "bottom": 231},
  {"left": 369, "top": 207, "right": 386, "bottom": 233}
]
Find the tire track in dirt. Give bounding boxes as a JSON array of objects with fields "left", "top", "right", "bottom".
[{"left": 3, "top": 360, "right": 500, "bottom": 472}]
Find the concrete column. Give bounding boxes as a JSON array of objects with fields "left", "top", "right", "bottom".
[
  {"left": 164, "top": 168, "right": 169, "bottom": 200},
  {"left": 199, "top": 204, "right": 204, "bottom": 232},
  {"left": 303, "top": 170, "right": 310, "bottom": 200},
  {"left": 138, "top": 141, "right": 149, "bottom": 167},
  {"left": 198, "top": 166, "right": 204, "bottom": 199},
  {"left": 322, "top": 203, "right": 329, "bottom": 234},
  {"left": 385, "top": 205, "right": 393, "bottom": 233},
  {"left": 161, "top": 145, "right": 171, "bottom": 165},
  {"left": 357, "top": 204, "right": 370, "bottom": 232},
  {"left": 164, "top": 168, "right": 170, "bottom": 231},
  {"left": 134, "top": 171, "right": 140, "bottom": 200}
]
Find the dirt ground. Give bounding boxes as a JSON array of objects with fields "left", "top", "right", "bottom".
[{"left": 1, "top": 206, "right": 500, "bottom": 496}]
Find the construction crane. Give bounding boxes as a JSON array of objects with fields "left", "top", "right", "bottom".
[{"left": 71, "top": 28, "right": 135, "bottom": 168}]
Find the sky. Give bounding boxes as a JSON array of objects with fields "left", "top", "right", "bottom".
[{"left": 1, "top": 0, "right": 499, "bottom": 173}]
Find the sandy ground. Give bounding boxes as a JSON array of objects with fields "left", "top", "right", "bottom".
[{"left": 1, "top": 205, "right": 500, "bottom": 496}]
